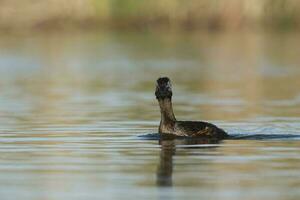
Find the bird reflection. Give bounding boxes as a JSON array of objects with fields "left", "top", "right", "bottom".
[{"left": 156, "top": 136, "right": 220, "bottom": 187}]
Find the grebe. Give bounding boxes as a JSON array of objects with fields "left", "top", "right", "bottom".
[{"left": 155, "top": 77, "right": 228, "bottom": 139}]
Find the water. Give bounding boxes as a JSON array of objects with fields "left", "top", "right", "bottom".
[{"left": 0, "top": 30, "right": 300, "bottom": 200}]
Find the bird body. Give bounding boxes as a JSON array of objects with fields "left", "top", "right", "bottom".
[{"left": 155, "top": 77, "right": 228, "bottom": 139}]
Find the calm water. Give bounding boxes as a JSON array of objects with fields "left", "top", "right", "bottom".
[{"left": 0, "top": 30, "right": 300, "bottom": 200}]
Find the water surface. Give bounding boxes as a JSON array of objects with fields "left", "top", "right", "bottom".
[{"left": 0, "top": 30, "right": 300, "bottom": 200}]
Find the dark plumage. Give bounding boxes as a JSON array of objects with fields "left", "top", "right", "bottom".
[{"left": 155, "top": 77, "right": 228, "bottom": 139}]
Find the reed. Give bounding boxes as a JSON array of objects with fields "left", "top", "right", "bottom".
[{"left": 0, "top": 0, "right": 300, "bottom": 30}]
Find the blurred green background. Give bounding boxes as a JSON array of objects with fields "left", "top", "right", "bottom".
[{"left": 1, "top": 0, "right": 300, "bottom": 31}]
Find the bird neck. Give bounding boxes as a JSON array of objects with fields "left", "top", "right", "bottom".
[{"left": 158, "top": 98, "right": 176, "bottom": 124}]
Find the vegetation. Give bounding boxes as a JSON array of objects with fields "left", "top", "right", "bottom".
[{"left": 0, "top": 0, "right": 300, "bottom": 31}]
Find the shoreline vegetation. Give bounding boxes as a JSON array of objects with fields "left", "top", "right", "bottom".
[{"left": 1, "top": 0, "right": 300, "bottom": 32}]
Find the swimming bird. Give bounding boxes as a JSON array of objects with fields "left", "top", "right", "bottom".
[{"left": 155, "top": 77, "right": 228, "bottom": 139}]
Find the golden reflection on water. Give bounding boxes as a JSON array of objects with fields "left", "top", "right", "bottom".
[
  {"left": 0, "top": 30, "right": 300, "bottom": 200},
  {"left": 1, "top": 31, "right": 300, "bottom": 122}
]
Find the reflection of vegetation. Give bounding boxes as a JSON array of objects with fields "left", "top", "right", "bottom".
[
  {"left": 1, "top": 0, "right": 300, "bottom": 30},
  {"left": 1, "top": 30, "right": 300, "bottom": 126}
]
